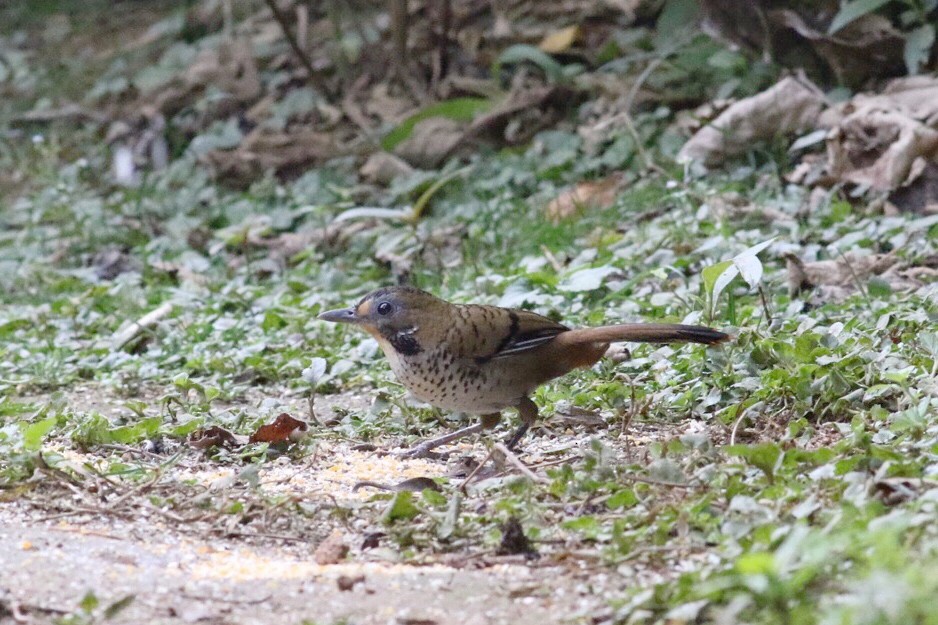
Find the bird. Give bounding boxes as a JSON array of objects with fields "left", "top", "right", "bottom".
[{"left": 319, "top": 286, "right": 730, "bottom": 457}]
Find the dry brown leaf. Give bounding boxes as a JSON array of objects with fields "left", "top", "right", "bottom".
[
  {"left": 249, "top": 413, "right": 309, "bottom": 444},
  {"left": 184, "top": 38, "right": 261, "bottom": 103},
  {"left": 678, "top": 76, "right": 825, "bottom": 167},
  {"left": 786, "top": 252, "right": 936, "bottom": 303},
  {"left": 546, "top": 173, "right": 624, "bottom": 222},
  {"left": 189, "top": 426, "right": 244, "bottom": 450},
  {"left": 201, "top": 127, "right": 336, "bottom": 185},
  {"left": 360, "top": 152, "right": 416, "bottom": 185},
  {"left": 393, "top": 117, "right": 465, "bottom": 169},
  {"left": 700, "top": 2, "right": 904, "bottom": 88},
  {"left": 313, "top": 530, "right": 349, "bottom": 565}
]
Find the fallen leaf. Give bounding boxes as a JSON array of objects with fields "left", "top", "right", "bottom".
[
  {"left": 678, "top": 76, "right": 825, "bottom": 167},
  {"left": 201, "top": 127, "right": 336, "bottom": 186},
  {"left": 249, "top": 413, "right": 309, "bottom": 444},
  {"left": 189, "top": 426, "right": 243, "bottom": 450},
  {"left": 786, "top": 251, "right": 937, "bottom": 302},
  {"left": 545, "top": 173, "right": 624, "bottom": 222},
  {"left": 539, "top": 25, "right": 581, "bottom": 54},
  {"left": 314, "top": 530, "right": 348, "bottom": 565}
]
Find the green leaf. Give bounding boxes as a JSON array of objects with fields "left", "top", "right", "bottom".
[
  {"left": 262, "top": 310, "right": 287, "bottom": 331},
  {"left": 726, "top": 442, "right": 784, "bottom": 479},
  {"left": 79, "top": 591, "right": 99, "bottom": 613},
  {"left": 702, "top": 260, "right": 735, "bottom": 297},
  {"left": 22, "top": 417, "right": 56, "bottom": 451},
  {"left": 495, "top": 44, "right": 565, "bottom": 83},
  {"left": 736, "top": 551, "right": 776, "bottom": 575},
  {"left": 382, "top": 490, "right": 420, "bottom": 524},
  {"left": 828, "top": 0, "right": 892, "bottom": 34},
  {"left": 655, "top": 0, "right": 700, "bottom": 47},
  {"left": 104, "top": 595, "right": 135, "bottom": 620},
  {"left": 904, "top": 24, "right": 936, "bottom": 75},
  {"left": 607, "top": 488, "right": 638, "bottom": 509},
  {"left": 381, "top": 98, "right": 491, "bottom": 151}
]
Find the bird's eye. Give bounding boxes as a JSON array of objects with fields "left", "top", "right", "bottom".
[{"left": 376, "top": 301, "right": 393, "bottom": 315}]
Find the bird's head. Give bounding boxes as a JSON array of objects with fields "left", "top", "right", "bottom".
[{"left": 318, "top": 286, "right": 443, "bottom": 353}]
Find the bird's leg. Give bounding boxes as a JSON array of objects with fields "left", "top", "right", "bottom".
[
  {"left": 398, "top": 413, "right": 502, "bottom": 459},
  {"left": 505, "top": 396, "right": 538, "bottom": 450}
]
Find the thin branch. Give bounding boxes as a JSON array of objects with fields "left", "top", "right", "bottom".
[
  {"left": 494, "top": 443, "right": 547, "bottom": 484},
  {"left": 263, "top": 0, "right": 328, "bottom": 94}
]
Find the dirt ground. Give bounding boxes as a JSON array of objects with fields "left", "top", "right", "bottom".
[
  {"left": 1, "top": 388, "right": 702, "bottom": 624},
  {"left": 0, "top": 521, "right": 609, "bottom": 625}
]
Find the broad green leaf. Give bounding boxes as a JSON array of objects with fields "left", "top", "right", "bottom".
[
  {"left": 726, "top": 443, "right": 784, "bottom": 479},
  {"left": 22, "top": 417, "right": 56, "bottom": 451},
  {"left": 655, "top": 0, "right": 700, "bottom": 47},
  {"left": 702, "top": 260, "right": 733, "bottom": 295},
  {"left": 495, "top": 44, "right": 565, "bottom": 83},
  {"left": 607, "top": 488, "right": 638, "bottom": 509},
  {"left": 828, "top": 0, "right": 892, "bottom": 34},
  {"left": 381, "top": 98, "right": 491, "bottom": 151},
  {"left": 736, "top": 551, "right": 777, "bottom": 575},
  {"left": 382, "top": 490, "right": 420, "bottom": 523}
]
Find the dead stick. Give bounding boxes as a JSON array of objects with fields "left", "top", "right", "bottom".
[
  {"left": 263, "top": 0, "right": 327, "bottom": 94},
  {"left": 494, "top": 443, "right": 547, "bottom": 484}
]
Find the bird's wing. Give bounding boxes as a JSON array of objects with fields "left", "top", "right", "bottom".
[{"left": 445, "top": 305, "right": 569, "bottom": 364}]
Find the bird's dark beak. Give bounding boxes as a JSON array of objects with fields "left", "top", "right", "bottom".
[{"left": 318, "top": 307, "right": 361, "bottom": 324}]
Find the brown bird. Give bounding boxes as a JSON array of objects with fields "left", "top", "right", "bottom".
[{"left": 319, "top": 286, "right": 730, "bottom": 457}]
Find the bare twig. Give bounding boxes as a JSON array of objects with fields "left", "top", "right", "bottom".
[
  {"left": 493, "top": 443, "right": 547, "bottom": 484},
  {"left": 263, "top": 0, "right": 327, "bottom": 94},
  {"left": 758, "top": 285, "right": 773, "bottom": 327},
  {"left": 458, "top": 447, "right": 496, "bottom": 492}
]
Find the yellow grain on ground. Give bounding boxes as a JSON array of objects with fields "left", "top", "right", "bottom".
[
  {"left": 183, "top": 547, "right": 473, "bottom": 582},
  {"left": 258, "top": 445, "right": 445, "bottom": 502}
]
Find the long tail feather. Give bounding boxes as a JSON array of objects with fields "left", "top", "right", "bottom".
[{"left": 558, "top": 323, "right": 731, "bottom": 346}]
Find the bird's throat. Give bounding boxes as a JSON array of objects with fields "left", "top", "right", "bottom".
[{"left": 383, "top": 327, "right": 423, "bottom": 356}]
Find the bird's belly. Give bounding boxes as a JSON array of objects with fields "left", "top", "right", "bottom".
[{"left": 389, "top": 352, "right": 529, "bottom": 415}]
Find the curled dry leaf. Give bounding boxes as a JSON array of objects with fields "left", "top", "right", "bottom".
[
  {"left": 313, "top": 529, "right": 349, "bottom": 565},
  {"left": 545, "top": 173, "right": 624, "bottom": 222},
  {"left": 189, "top": 426, "right": 244, "bottom": 450},
  {"left": 201, "top": 127, "right": 336, "bottom": 186},
  {"left": 678, "top": 76, "right": 825, "bottom": 167},
  {"left": 819, "top": 76, "right": 938, "bottom": 192},
  {"left": 184, "top": 39, "right": 261, "bottom": 103},
  {"left": 249, "top": 413, "right": 309, "bottom": 444},
  {"left": 786, "top": 252, "right": 938, "bottom": 302},
  {"left": 700, "top": 2, "right": 904, "bottom": 88}
]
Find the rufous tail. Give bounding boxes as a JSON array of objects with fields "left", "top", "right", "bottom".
[{"left": 558, "top": 323, "right": 731, "bottom": 346}]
